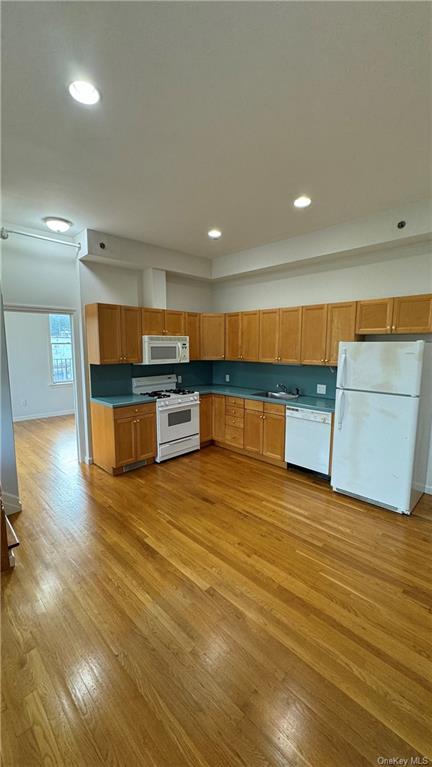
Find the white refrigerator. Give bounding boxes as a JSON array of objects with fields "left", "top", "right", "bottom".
[{"left": 331, "top": 340, "right": 431, "bottom": 514}]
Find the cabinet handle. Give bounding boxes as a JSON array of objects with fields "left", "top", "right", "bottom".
[
  {"left": 392, "top": 325, "right": 395, "bottom": 331},
  {"left": 387, "top": 325, "right": 390, "bottom": 331},
  {"left": 278, "top": 356, "right": 281, "bottom": 361},
  {"left": 321, "top": 358, "right": 324, "bottom": 362}
]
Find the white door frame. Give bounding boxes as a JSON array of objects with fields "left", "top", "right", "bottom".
[{"left": 3, "top": 303, "right": 88, "bottom": 463}]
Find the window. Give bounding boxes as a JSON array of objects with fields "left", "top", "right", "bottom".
[{"left": 49, "top": 314, "right": 73, "bottom": 384}]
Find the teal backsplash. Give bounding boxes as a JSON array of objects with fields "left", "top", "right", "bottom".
[
  {"left": 90, "top": 362, "right": 212, "bottom": 397},
  {"left": 212, "top": 361, "right": 336, "bottom": 398},
  {"left": 90, "top": 360, "right": 336, "bottom": 398}
]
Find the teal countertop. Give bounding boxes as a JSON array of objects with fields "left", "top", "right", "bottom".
[
  {"left": 91, "top": 394, "right": 158, "bottom": 408},
  {"left": 91, "top": 388, "right": 335, "bottom": 412},
  {"left": 195, "top": 385, "right": 335, "bottom": 412}
]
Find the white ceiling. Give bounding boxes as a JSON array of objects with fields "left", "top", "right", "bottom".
[{"left": 2, "top": 1, "right": 431, "bottom": 258}]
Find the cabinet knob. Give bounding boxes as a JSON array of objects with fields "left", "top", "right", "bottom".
[
  {"left": 387, "top": 325, "right": 390, "bottom": 331},
  {"left": 278, "top": 356, "right": 281, "bottom": 361},
  {"left": 392, "top": 325, "right": 395, "bottom": 331},
  {"left": 321, "top": 358, "right": 324, "bottom": 362}
]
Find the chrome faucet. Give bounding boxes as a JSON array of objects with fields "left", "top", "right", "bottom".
[{"left": 276, "top": 383, "right": 289, "bottom": 393}]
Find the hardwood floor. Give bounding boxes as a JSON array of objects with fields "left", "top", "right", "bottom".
[{"left": 2, "top": 414, "right": 432, "bottom": 766}]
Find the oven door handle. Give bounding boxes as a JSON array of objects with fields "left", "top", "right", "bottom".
[{"left": 159, "top": 402, "right": 199, "bottom": 414}]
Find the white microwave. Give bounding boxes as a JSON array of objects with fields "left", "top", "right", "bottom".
[{"left": 142, "top": 335, "right": 189, "bottom": 365}]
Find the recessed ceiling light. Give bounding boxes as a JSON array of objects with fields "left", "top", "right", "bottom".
[
  {"left": 208, "top": 228, "right": 222, "bottom": 239},
  {"left": 68, "top": 80, "right": 100, "bottom": 105},
  {"left": 294, "top": 195, "right": 312, "bottom": 209},
  {"left": 43, "top": 217, "right": 72, "bottom": 233}
]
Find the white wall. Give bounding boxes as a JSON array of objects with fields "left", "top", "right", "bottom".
[
  {"left": 166, "top": 274, "right": 213, "bottom": 312},
  {"left": 212, "top": 244, "right": 432, "bottom": 312},
  {"left": 79, "top": 261, "right": 141, "bottom": 306},
  {"left": 4, "top": 312, "right": 75, "bottom": 421},
  {"left": 0, "top": 294, "right": 21, "bottom": 515}
]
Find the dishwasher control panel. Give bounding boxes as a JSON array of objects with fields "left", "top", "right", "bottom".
[{"left": 286, "top": 407, "right": 332, "bottom": 424}]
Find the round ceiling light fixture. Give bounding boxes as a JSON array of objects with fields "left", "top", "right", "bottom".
[
  {"left": 68, "top": 80, "right": 100, "bottom": 105},
  {"left": 43, "top": 217, "right": 73, "bottom": 233},
  {"left": 208, "top": 228, "right": 222, "bottom": 239},
  {"left": 293, "top": 195, "right": 312, "bottom": 209}
]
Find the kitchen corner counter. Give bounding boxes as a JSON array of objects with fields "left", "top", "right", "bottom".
[
  {"left": 91, "top": 394, "right": 158, "bottom": 408},
  {"left": 195, "top": 385, "right": 335, "bottom": 412}
]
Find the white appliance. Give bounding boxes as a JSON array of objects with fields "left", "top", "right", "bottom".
[
  {"left": 132, "top": 375, "right": 199, "bottom": 462},
  {"left": 331, "top": 340, "right": 431, "bottom": 514},
  {"left": 285, "top": 406, "right": 332, "bottom": 474},
  {"left": 142, "top": 336, "right": 189, "bottom": 365}
]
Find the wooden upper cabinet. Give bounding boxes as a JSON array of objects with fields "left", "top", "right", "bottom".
[
  {"left": 199, "top": 395, "right": 213, "bottom": 443},
  {"left": 259, "top": 309, "right": 279, "bottom": 362},
  {"left": 392, "top": 295, "right": 432, "bottom": 334},
  {"left": 164, "top": 310, "right": 186, "bottom": 336},
  {"left": 141, "top": 307, "right": 165, "bottom": 335},
  {"left": 301, "top": 305, "right": 328, "bottom": 365},
  {"left": 85, "top": 303, "right": 141, "bottom": 364},
  {"left": 325, "top": 302, "right": 357, "bottom": 365},
  {"left": 186, "top": 312, "right": 200, "bottom": 360},
  {"left": 212, "top": 395, "right": 225, "bottom": 442},
  {"left": 279, "top": 307, "right": 302, "bottom": 364},
  {"left": 200, "top": 314, "right": 225, "bottom": 360},
  {"left": 141, "top": 308, "right": 185, "bottom": 336},
  {"left": 225, "top": 313, "right": 242, "bottom": 360},
  {"left": 241, "top": 311, "right": 260, "bottom": 361},
  {"left": 121, "top": 306, "right": 142, "bottom": 363},
  {"left": 356, "top": 298, "right": 393, "bottom": 334}
]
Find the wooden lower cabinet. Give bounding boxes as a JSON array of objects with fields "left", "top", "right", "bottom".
[
  {"left": 199, "top": 395, "right": 213, "bottom": 444},
  {"left": 244, "top": 408, "right": 262, "bottom": 454},
  {"left": 91, "top": 402, "right": 156, "bottom": 474},
  {"left": 243, "top": 400, "right": 285, "bottom": 462},
  {"left": 212, "top": 395, "right": 225, "bottom": 442}
]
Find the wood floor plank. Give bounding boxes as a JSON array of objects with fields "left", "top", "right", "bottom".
[{"left": 2, "top": 415, "right": 432, "bottom": 765}]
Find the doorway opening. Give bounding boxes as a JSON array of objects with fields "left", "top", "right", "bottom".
[{"left": 4, "top": 309, "right": 79, "bottom": 471}]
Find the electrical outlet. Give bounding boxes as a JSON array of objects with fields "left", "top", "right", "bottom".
[
  {"left": 316, "top": 384, "right": 326, "bottom": 395},
  {"left": 177, "top": 375, "right": 182, "bottom": 384},
  {"left": 225, "top": 374, "right": 230, "bottom": 383}
]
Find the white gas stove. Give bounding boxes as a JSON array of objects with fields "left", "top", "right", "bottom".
[{"left": 132, "top": 375, "right": 200, "bottom": 462}]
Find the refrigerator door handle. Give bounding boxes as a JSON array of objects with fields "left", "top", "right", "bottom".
[
  {"left": 339, "top": 347, "right": 347, "bottom": 388},
  {"left": 337, "top": 390, "right": 345, "bottom": 431}
]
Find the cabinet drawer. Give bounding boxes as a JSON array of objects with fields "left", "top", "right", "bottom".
[
  {"left": 225, "top": 396, "right": 245, "bottom": 408},
  {"left": 225, "top": 415, "right": 244, "bottom": 429},
  {"left": 225, "top": 405, "right": 245, "bottom": 417},
  {"left": 264, "top": 402, "right": 286, "bottom": 415},
  {"left": 113, "top": 403, "right": 155, "bottom": 419},
  {"left": 224, "top": 425, "right": 244, "bottom": 447},
  {"left": 244, "top": 399, "right": 263, "bottom": 412}
]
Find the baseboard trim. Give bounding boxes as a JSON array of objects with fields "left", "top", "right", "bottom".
[
  {"left": 425, "top": 483, "right": 432, "bottom": 496},
  {"left": 13, "top": 409, "right": 74, "bottom": 422},
  {"left": 3, "top": 492, "right": 22, "bottom": 516}
]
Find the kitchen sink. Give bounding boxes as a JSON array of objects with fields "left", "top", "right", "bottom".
[{"left": 253, "top": 391, "right": 299, "bottom": 400}]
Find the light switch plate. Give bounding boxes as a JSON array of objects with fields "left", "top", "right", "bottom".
[
  {"left": 225, "top": 374, "right": 230, "bottom": 382},
  {"left": 317, "top": 384, "right": 326, "bottom": 395},
  {"left": 177, "top": 375, "right": 182, "bottom": 384}
]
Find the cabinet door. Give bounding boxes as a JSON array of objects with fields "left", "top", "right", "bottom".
[
  {"left": 199, "top": 395, "right": 213, "bottom": 443},
  {"left": 259, "top": 309, "right": 279, "bottom": 363},
  {"left": 200, "top": 314, "right": 225, "bottom": 360},
  {"left": 301, "top": 305, "right": 328, "bottom": 365},
  {"left": 392, "top": 295, "right": 432, "bottom": 334},
  {"left": 355, "top": 298, "right": 393, "bottom": 334},
  {"left": 135, "top": 412, "right": 156, "bottom": 461},
  {"left": 244, "top": 409, "right": 263, "bottom": 454},
  {"left": 325, "top": 302, "right": 357, "bottom": 366},
  {"left": 241, "top": 311, "right": 260, "bottom": 361},
  {"left": 262, "top": 413, "right": 285, "bottom": 461},
  {"left": 186, "top": 313, "right": 201, "bottom": 360},
  {"left": 279, "top": 307, "right": 302, "bottom": 364},
  {"left": 121, "top": 306, "right": 142, "bottom": 363},
  {"left": 98, "top": 304, "right": 123, "bottom": 364},
  {"left": 165, "top": 310, "right": 186, "bottom": 336},
  {"left": 142, "top": 308, "right": 165, "bottom": 335},
  {"left": 212, "top": 395, "right": 225, "bottom": 442},
  {"left": 114, "top": 417, "right": 136, "bottom": 466},
  {"left": 225, "top": 313, "right": 242, "bottom": 360}
]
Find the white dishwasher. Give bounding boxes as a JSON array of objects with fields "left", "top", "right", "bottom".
[{"left": 285, "top": 406, "right": 332, "bottom": 475}]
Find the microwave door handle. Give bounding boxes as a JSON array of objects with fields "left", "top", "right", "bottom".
[{"left": 177, "top": 341, "right": 182, "bottom": 361}]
